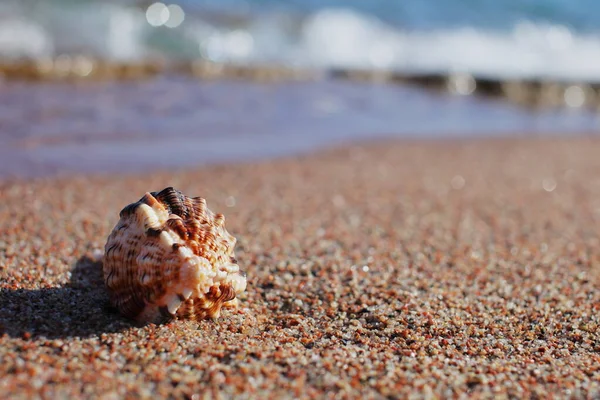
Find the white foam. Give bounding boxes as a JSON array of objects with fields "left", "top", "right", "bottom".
[
  {"left": 299, "top": 9, "right": 600, "bottom": 81},
  {"left": 0, "top": 3, "right": 148, "bottom": 61},
  {"left": 0, "top": 18, "right": 53, "bottom": 58},
  {"left": 193, "top": 8, "right": 600, "bottom": 82}
]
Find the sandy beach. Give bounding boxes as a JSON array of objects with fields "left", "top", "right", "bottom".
[{"left": 2, "top": 137, "right": 600, "bottom": 398}]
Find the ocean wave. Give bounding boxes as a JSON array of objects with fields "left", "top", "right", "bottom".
[
  {"left": 200, "top": 8, "right": 600, "bottom": 82},
  {"left": 2, "top": 3, "right": 600, "bottom": 82}
]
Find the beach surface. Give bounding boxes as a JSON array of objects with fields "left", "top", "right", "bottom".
[{"left": 2, "top": 137, "right": 600, "bottom": 398}]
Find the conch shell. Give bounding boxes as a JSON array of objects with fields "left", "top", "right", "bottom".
[{"left": 103, "top": 187, "right": 247, "bottom": 324}]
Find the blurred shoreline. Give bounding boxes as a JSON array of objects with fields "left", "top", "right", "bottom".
[
  {"left": 2, "top": 57, "right": 600, "bottom": 110},
  {"left": 1, "top": 74, "right": 599, "bottom": 181},
  {"left": 2, "top": 1, "right": 600, "bottom": 180}
]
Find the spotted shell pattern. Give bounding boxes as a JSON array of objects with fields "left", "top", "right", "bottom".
[{"left": 103, "top": 187, "right": 247, "bottom": 324}]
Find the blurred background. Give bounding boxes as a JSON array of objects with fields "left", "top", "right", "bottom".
[{"left": 1, "top": 0, "right": 600, "bottom": 178}]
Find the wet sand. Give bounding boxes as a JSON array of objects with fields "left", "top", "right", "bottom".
[
  {"left": 1, "top": 78, "right": 597, "bottom": 180},
  {"left": 2, "top": 137, "right": 600, "bottom": 398}
]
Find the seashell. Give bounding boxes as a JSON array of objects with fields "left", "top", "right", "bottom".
[{"left": 103, "top": 187, "right": 247, "bottom": 324}]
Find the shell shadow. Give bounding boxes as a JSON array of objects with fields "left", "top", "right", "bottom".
[{"left": 0, "top": 255, "right": 131, "bottom": 339}]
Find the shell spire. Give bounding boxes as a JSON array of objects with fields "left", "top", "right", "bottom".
[{"left": 103, "top": 187, "right": 247, "bottom": 324}]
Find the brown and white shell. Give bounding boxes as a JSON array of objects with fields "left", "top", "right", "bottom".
[{"left": 103, "top": 187, "right": 247, "bottom": 324}]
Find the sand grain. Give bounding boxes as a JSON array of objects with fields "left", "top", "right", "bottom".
[{"left": 2, "top": 138, "right": 600, "bottom": 399}]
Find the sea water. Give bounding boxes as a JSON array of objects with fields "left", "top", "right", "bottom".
[
  {"left": 1, "top": 1, "right": 600, "bottom": 177},
  {"left": 3, "top": 0, "right": 600, "bottom": 81}
]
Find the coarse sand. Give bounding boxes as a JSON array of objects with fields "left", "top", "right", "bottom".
[{"left": 2, "top": 138, "right": 600, "bottom": 399}]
